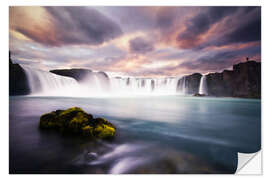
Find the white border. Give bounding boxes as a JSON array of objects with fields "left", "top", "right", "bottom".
[{"left": 2, "top": 0, "right": 268, "bottom": 179}]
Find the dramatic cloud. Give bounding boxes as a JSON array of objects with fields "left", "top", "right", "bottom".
[
  {"left": 176, "top": 7, "right": 239, "bottom": 49},
  {"left": 179, "top": 45, "right": 261, "bottom": 71},
  {"left": 129, "top": 37, "right": 154, "bottom": 54},
  {"left": 9, "top": 6, "right": 261, "bottom": 77},
  {"left": 216, "top": 16, "right": 261, "bottom": 46},
  {"left": 175, "top": 7, "right": 261, "bottom": 49},
  {"left": 11, "top": 7, "right": 123, "bottom": 46}
]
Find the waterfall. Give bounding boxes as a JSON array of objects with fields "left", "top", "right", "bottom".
[
  {"left": 199, "top": 75, "right": 208, "bottom": 95},
  {"left": 176, "top": 76, "right": 188, "bottom": 95},
  {"left": 109, "top": 77, "right": 179, "bottom": 95},
  {"left": 21, "top": 65, "right": 78, "bottom": 96},
  {"left": 182, "top": 76, "right": 186, "bottom": 94},
  {"left": 20, "top": 65, "right": 181, "bottom": 96}
]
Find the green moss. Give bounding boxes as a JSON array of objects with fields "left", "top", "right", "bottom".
[
  {"left": 95, "top": 124, "right": 115, "bottom": 139},
  {"left": 39, "top": 107, "right": 116, "bottom": 139},
  {"left": 59, "top": 107, "right": 84, "bottom": 116},
  {"left": 82, "top": 125, "right": 94, "bottom": 137}
]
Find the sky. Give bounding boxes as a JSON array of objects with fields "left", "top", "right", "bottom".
[{"left": 9, "top": 6, "right": 261, "bottom": 77}]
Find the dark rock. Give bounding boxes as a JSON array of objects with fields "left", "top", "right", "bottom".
[
  {"left": 231, "top": 61, "right": 261, "bottom": 98},
  {"left": 193, "top": 93, "right": 206, "bottom": 97},
  {"left": 39, "top": 107, "right": 116, "bottom": 139},
  {"left": 176, "top": 61, "right": 260, "bottom": 98},
  {"left": 50, "top": 69, "right": 111, "bottom": 90},
  {"left": 183, "top": 73, "right": 202, "bottom": 94},
  {"left": 50, "top": 69, "right": 93, "bottom": 82},
  {"left": 9, "top": 56, "right": 30, "bottom": 95},
  {"left": 206, "top": 72, "right": 227, "bottom": 96},
  {"left": 177, "top": 73, "right": 202, "bottom": 94},
  {"left": 97, "top": 71, "right": 109, "bottom": 79},
  {"left": 206, "top": 61, "right": 261, "bottom": 98}
]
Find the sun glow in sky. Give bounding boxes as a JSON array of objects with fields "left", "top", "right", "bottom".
[{"left": 9, "top": 6, "right": 261, "bottom": 77}]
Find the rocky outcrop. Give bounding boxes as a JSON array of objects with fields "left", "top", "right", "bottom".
[
  {"left": 207, "top": 61, "right": 261, "bottom": 98},
  {"left": 231, "top": 61, "right": 261, "bottom": 98},
  {"left": 176, "top": 61, "right": 260, "bottom": 98},
  {"left": 50, "top": 69, "right": 93, "bottom": 82},
  {"left": 39, "top": 107, "right": 116, "bottom": 139},
  {"left": 185, "top": 73, "right": 202, "bottom": 94},
  {"left": 193, "top": 93, "right": 206, "bottom": 97},
  {"left": 177, "top": 73, "right": 202, "bottom": 94},
  {"left": 9, "top": 58, "right": 30, "bottom": 95},
  {"left": 206, "top": 72, "right": 227, "bottom": 96},
  {"left": 206, "top": 61, "right": 261, "bottom": 98}
]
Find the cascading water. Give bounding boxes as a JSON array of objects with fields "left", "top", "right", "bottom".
[
  {"left": 21, "top": 65, "right": 182, "bottom": 96},
  {"left": 199, "top": 75, "right": 208, "bottom": 95},
  {"left": 176, "top": 76, "right": 188, "bottom": 95},
  {"left": 182, "top": 76, "right": 186, "bottom": 94},
  {"left": 21, "top": 65, "right": 78, "bottom": 96},
  {"left": 109, "top": 77, "right": 179, "bottom": 95}
]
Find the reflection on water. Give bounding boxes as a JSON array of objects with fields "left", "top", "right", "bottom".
[{"left": 9, "top": 95, "right": 261, "bottom": 174}]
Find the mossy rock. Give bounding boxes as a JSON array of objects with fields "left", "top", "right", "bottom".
[{"left": 39, "top": 107, "right": 116, "bottom": 139}]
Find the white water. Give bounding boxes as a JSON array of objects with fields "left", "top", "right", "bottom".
[
  {"left": 21, "top": 65, "right": 186, "bottom": 96},
  {"left": 21, "top": 65, "right": 78, "bottom": 96},
  {"left": 110, "top": 77, "right": 179, "bottom": 95},
  {"left": 199, "top": 75, "right": 208, "bottom": 95},
  {"left": 182, "top": 76, "right": 187, "bottom": 94}
]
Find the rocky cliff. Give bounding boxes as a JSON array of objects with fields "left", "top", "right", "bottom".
[
  {"left": 177, "top": 73, "right": 202, "bottom": 94},
  {"left": 185, "top": 73, "right": 202, "bottom": 94},
  {"left": 9, "top": 58, "right": 30, "bottom": 95},
  {"left": 207, "top": 61, "right": 261, "bottom": 98},
  {"left": 50, "top": 69, "right": 93, "bottom": 82},
  {"left": 176, "top": 61, "right": 261, "bottom": 98}
]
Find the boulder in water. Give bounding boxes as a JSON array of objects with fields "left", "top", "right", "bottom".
[
  {"left": 193, "top": 93, "right": 206, "bottom": 97},
  {"left": 39, "top": 107, "right": 116, "bottom": 139}
]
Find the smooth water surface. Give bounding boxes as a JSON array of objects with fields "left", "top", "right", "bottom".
[{"left": 9, "top": 95, "right": 261, "bottom": 174}]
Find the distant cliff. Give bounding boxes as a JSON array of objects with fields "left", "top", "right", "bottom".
[
  {"left": 177, "top": 61, "right": 261, "bottom": 98},
  {"left": 177, "top": 73, "right": 202, "bottom": 94},
  {"left": 207, "top": 61, "right": 261, "bottom": 98},
  {"left": 9, "top": 59, "right": 30, "bottom": 95}
]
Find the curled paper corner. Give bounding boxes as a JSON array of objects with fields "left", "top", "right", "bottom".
[{"left": 236, "top": 150, "right": 262, "bottom": 174}]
